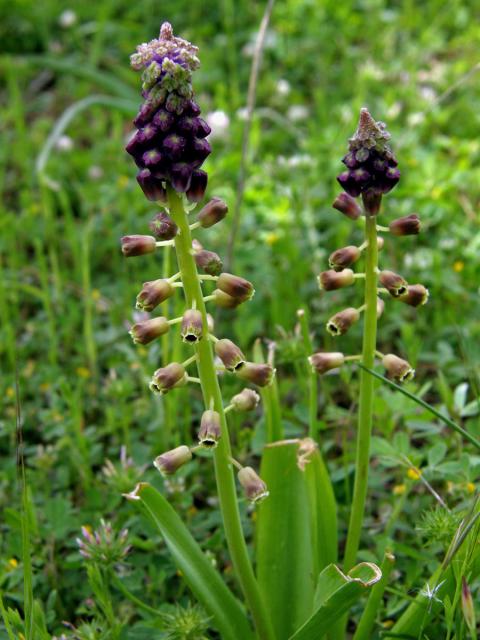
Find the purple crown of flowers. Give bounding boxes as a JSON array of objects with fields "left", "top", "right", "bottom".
[
  {"left": 127, "top": 22, "right": 211, "bottom": 202},
  {"left": 337, "top": 108, "right": 400, "bottom": 198}
]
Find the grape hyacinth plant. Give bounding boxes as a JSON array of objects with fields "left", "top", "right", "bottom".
[
  {"left": 310, "top": 107, "right": 429, "bottom": 574},
  {"left": 121, "top": 23, "right": 275, "bottom": 640}
]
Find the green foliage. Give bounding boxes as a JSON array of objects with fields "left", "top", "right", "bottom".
[{"left": 1, "top": 0, "right": 480, "bottom": 637}]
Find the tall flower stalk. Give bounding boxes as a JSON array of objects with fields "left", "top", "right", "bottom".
[
  {"left": 122, "top": 23, "right": 274, "bottom": 640},
  {"left": 310, "top": 108, "right": 428, "bottom": 571}
]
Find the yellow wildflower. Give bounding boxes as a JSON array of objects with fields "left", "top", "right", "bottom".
[
  {"left": 393, "top": 484, "right": 406, "bottom": 495},
  {"left": 407, "top": 467, "right": 421, "bottom": 481}
]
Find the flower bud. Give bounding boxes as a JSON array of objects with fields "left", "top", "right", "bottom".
[
  {"left": 398, "top": 284, "right": 429, "bottom": 307},
  {"left": 318, "top": 269, "right": 355, "bottom": 291},
  {"left": 238, "top": 467, "right": 269, "bottom": 504},
  {"left": 217, "top": 273, "right": 254, "bottom": 301},
  {"left": 193, "top": 249, "right": 223, "bottom": 276},
  {"left": 206, "top": 313, "right": 215, "bottom": 333},
  {"left": 150, "top": 362, "right": 188, "bottom": 394},
  {"left": 362, "top": 189, "right": 382, "bottom": 215},
  {"left": 382, "top": 354, "right": 415, "bottom": 383},
  {"left": 461, "top": 577, "right": 476, "bottom": 632},
  {"left": 215, "top": 339, "right": 246, "bottom": 371},
  {"left": 121, "top": 235, "right": 156, "bottom": 257},
  {"left": 197, "top": 197, "right": 228, "bottom": 228},
  {"left": 163, "top": 133, "right": 186, "bottom": 160},
  {"left": 379, "top": 270, "right": 408, "bottom": 297},
  {"left": 332, "top": 193, "right": 362, "bottom": 220},
  {"left": 328, "top": 246, "right": 361, "bottom": 271},
  {"left": 186, "top": 170, "right": 208, "bottom": 202},
  {"left": 136, "top": 279, "right": 174, "bottom": 312},
  {"left": 149, "top": 211, "right": 178, "bottom": 240},
  {"left": 211, "top": 289, "right": 243, "bottom": 309},
  {"left": 308, "top": 352, "right": 345, "bottom": 374},
  {"left": 389, "top": 214, "right": 421, "bottom": 236},
  {"left": 154, "top": 445, "right": 192, "bottom": 476},
  {"left": 230, "top": 388, "right": 260, "bottom": 412},
  {"left": 198, "top": 410, "right": 221, "bottom": 448},
  {"left": 235, "top": 362, "right": 274, "bottom": 387},
  {"left": 326, "top": 307, "right": 360, "bottom": 336},
  {"left": 169, "top": 162, "right": 193, "bottom": 192},
  {"left": 129, "top": 317, "right": 170, "bottom": 345},
  {"left": 181, "top": 309, "right": 203, "bottom": 343},
  {"left": 376, "top": 297, "right": 385, "bottom": 318},
  {"left": 136, "top": 168, "right": 167, "bottom": 202}
]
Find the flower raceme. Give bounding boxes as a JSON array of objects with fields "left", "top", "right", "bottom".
[
  {"left": 310, "top": 107, "right": 429, "bottom": 383},
  {"left": 121, "top": 23, "right": 271, "bottom": 508}
]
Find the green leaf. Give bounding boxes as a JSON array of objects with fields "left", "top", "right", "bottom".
[
  {"left": 125, "top": 483, "right": 253, "bottom": 640},
  {"left": 256, "top": 440, "right": 315, "bottom": 640},
  {"left": 304, "top": 444, "right": 338, "bottom": 572},
  {"left": 428, "top": 442, "right": 447, "bottom": 467},
  {"left": 288, "top": 563, "right": 382, "bottom": 640}
]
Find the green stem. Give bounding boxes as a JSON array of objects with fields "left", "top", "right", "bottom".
[
  {"left": 343, "top": 213, "right": 379, "bottom": 571},
  {"left": 297, "top": 309, "right": 318, "bottom": 439},
  {"left": 167, "top": 187, "right": 275, "bottom": 640}
]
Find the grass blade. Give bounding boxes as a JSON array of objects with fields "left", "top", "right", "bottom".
[
  {"left": 125, "top": 482, "right": 253, "bottom": 640},
  {"left": 359, "top": 364, "right": 480, "bottom": 451}
]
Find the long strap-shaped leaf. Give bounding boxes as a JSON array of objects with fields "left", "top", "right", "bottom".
[
  {"left": 288, "top": 563, "right": 382, "bottom": 640},
  {"left": 256, "top": 440, "right": 315, "bottom": 640},
  {"left": 125, "top": 483, "right": 253, "bottom": 640}
]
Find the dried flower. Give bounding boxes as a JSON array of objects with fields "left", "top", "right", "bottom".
[
  {"left": 154, "top": 445, "right": 192, "bottom": 475},
  {"left": 326, "top": 307, "right": 360, "bottom": 336},
  {"left": 214, "top": 339, "right": 246, "bottom": 371},
  {"left": 121, "top": 235, "right": 156, "bottom": 257},
  {"left": 379, "top": 270, "right": 408, "bottom": 297},
  {"left": 398, "top": 284, "right": 429, "bottom": 307},
  {"left": 329, "top": 246, "right": 361, "bottom": 271},
  {"left": 217, "top": 273, "right": 254, "bottom": 301},
  {"left": 193, "top": 248, "right": 223, "bottom": 276},
  {"left": 136, "top": 279, "right": 174, "bottom": 311},
  {"left": 181, "top": 309, "right": 203, "bottom": 343},
  {"left": 382, "top": 353, "right": 415, "bottom": 383},
  {"left": 389, "top": 214, "right": 421, "bottom": 236},
  {"left": 150, "top": 362, "right": 188, "bottom": 394},
  {"left": 332, "top": 192, "right": 362, "bottom": 220},
  {"left": 318, "top": 269, "right": 355, "bottom": 291},
  {"left": 309, "top": 352, "right": 345, "bottom": 374},
  {"left": 235, "top": 362, "right": 274, "bottom": 387},
  {"left": 198, "top": 410, "right": 221, "bottom": 448},
  {"left": 129, "top": 316, "right": 170, "bottom": 344},
  {"left": 197, "top": 197, "right": 228, "bottom": 228},
  {"left": 230, "top": 388, "right": 260, "bottom": 412},
  {"left": 237, "top": 467, "right": 269, "bottom": 503}
]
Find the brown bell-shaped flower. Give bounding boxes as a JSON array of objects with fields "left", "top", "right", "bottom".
[
  {"left": 197, "top": 409, "right": 221, "bottom": 448},
  {"left": 237, "top": 466, "right": 269, "bottom": 504},
  {"left": 149, "top": 362, "right": 188, "bottom": 394},
  {"left": 398, "top": 284, "right": 429, "bottom": 307},
  {"left": 197, "top": 197, "right": 228, "bottom": 228},
  {"left": 181, "top": 309, "right": 203, "bottom": 343},
  {"left": 235, "top": 362, "right": 274, "bottom": 387},
  {"left": 217, "top": 273, "right": 254, "bottom": 302},
  {"left": 136, "top": 279, "right": 174, "bottom": 311},
  {"left": 332, "top": 193, "right": 362, "bottom": 220},
  {"left": 309, "top": 352, "right": 345, "bottom": 374},
  {"left": 121, "top": 235, "right": 156, "bottom": 257},
  {"left": 389, "top": 214, "right": 421, "bottom": 236},
  {"left": 328, "top": 246, "right": 361, "bottom": 271},
  {"left": 129, "top": 317, "right": 170, "bottom": 344},
  {"left": 326, "top": 307, "right": 360, "bottom": 336},
  {"left": 318, "top": 269, "right": 355, "bottom": 291},
  {"left": 379, "top": 270, "right": 408, "bottom": 297},
  {"left": 230, "top": 388, "right": 260, "bottom": 412},
  {"left": 214, "top": 339, "right": 246, "bottom": 371},
  {"left": 154, "top": 445, "right": 192, "bottom": 476},
  {"left": 382, "top": 354, "right": 415, "bottom": 383}
]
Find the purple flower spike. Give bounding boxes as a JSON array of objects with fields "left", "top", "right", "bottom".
[
  {"left": 142, "top": 149, "right": 164, "bottom": 170},
  {"left": 190, "top": 138, "right": 211, "bottom": 166},
  {"left": 163, "top": 134, "right": 186, "bottom": 160},
  {"left": 186, "top": 170, "right": 208, "bottom": 202},
  {"left": 169, "top": 162, "right": 193, "bottom": 192},
  {"left": 336, "top": 108, "right": 400, "bottom": 206},
  {"left": 136, "top": 169, "right": 167, "bottom": 202},
  {"left": 152, "top": 109, "right": 176, "bottom": 132},
  {"left": 177, "top": 116, "right": 198, "bottom": 136},
  {"left": 195, "top": 118, "right": 211, "bottom": 138}
]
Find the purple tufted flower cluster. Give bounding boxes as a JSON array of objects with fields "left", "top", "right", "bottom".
[
  {"left": 337, "top": 108, "right": 400, "bottom": 200},
  {"left": 127, "top": 22, "right": 212, "bottom": 202}
]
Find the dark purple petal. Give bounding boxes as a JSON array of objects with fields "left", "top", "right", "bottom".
[
  {"left": 162, "top": 134, "right": 186, "bottom": 160},
  {"left": 195, "top": 118, "right": 211, "bottom": 138},
  {"left": 186, "top": 170, "right": 208, "bottom": 202},
  {"left": 190, "top": 138, "right": 211, "bottom": 166},
  {"left": 137, "top": 169, "right": 167, "bottom": 202},
  {"left": 169, "top": 162, "right": 193, "bottom": 192},
  {"left": 153, "top": 109, "right": 176, "bottom": 132}
]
